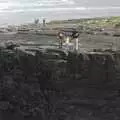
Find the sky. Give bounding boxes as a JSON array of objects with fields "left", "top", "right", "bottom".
[{"left": 0, "top": 0, "right": 120, "bottom": 25}]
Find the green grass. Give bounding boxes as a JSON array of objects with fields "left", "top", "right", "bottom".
[{"left": 48, "top": 16, "right": 120, "bottom": 28}]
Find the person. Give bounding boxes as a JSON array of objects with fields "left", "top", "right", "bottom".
[
  {"left": 72, "top": 31, "right": 79, "bottom": 51},
  {"left": 72, "top": 30, "right": 79, "bottom": 39},
  {"left": 57, "top": 31, "right": 64, "bottom": 48}
]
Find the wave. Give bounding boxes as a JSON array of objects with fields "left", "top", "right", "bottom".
[
  {"left": 0, "top": 0, "right": 75, "bottom": 10},
  {"left": 0, "top": 7, "right": 120, "bottom": 13},
  {"left": 88, "top": 6, "right": 120, "bottom": 10},
  {"left": 0, "top": 7, "right": 87, "bottom": 13}
]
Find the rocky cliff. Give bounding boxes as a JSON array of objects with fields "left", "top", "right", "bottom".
[{"left": 0, "top": 44, "right": 120, "bottom": 120}]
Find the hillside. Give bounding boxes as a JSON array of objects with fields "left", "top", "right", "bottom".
[{"left": 48, "top": 16, "right": 120, "bottom": 28}]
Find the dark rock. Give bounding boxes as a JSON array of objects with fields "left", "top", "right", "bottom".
[{"left": 0, "top": 45, "right": 120, "bottom": 119}]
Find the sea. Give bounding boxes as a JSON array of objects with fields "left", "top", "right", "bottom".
[{"left": 0, "top": 0, "right": 120, "bottom": 26}]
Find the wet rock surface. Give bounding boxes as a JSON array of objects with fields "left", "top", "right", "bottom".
[{"left": 0, "top": 43, "right": 120, "bottom": 120}]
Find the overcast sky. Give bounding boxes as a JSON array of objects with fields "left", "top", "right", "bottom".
[{"left": 0, "top": 0, "right": 120, "bottom": 25}]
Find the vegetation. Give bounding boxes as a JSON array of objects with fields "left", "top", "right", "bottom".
[{"left": 48, "top": 16, "right": 120, "bottom": 28}]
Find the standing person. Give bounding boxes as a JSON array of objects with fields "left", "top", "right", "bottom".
[
  {"left": 72, "top": 30, "right": 79, "bottom": 51},
  {"left": 57, "top": 31, "right": 64, "bottom": 48}
]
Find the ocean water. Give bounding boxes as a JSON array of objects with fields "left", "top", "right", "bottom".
[{"left": 0, "top": 0, "right": 120, "bottom": 25}]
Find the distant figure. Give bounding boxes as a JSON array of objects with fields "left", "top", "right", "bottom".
[
  {"left": 34, "top": 18, "right": 39, "bottom": 24},
  {"left": 57, "top": 32, "right": 64, "bottom": 48},
  {"left": 57, "top": 28, "right": 79, "bottom": 51},
  {"left": 43, "top": 19, "right": 46, "bottom": 27}
]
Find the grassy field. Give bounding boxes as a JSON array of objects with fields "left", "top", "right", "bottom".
[{"left": 48, "top": 16, "right": 120, "bottom": 28}]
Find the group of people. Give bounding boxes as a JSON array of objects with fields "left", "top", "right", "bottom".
[{"left": 57, "top": 28, "right": 80, "bottom": 51}]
